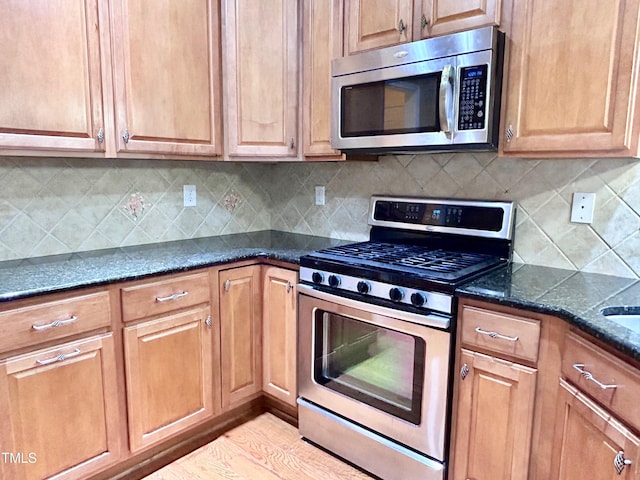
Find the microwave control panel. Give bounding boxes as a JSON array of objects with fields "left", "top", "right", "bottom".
[{"left": 458, "top": 65, "right": 488, "bottom": 131}]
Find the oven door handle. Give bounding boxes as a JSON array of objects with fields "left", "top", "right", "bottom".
[{"left": 297, "top": 284, "right": 450, "bottom": 330}]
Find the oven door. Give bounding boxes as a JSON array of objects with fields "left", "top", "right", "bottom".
[{"left": 297, "top": 285, "right": 451, "bottom": 461}]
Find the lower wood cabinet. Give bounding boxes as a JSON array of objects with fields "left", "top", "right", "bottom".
[
  {"left": 262, "top": 266, "right": 298, "bottom": 407},
  {"left": 123, "top": 306, "right": 215, "bottom": 452},
  {"left": 0, "top": 334, "right": 121, "bottom": 480},
  {"left": 452, "top": 349, "right": 537, "bottom": 480},
  {"left": 219, "top": 265, "right": 262, "bottom": 410},
  {"left": 549, "top": 379, "right": 640, "bottom": 480}
]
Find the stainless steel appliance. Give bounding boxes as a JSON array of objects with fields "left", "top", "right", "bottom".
[
  {"left": 331, "top": 27, "right": 505, "bottom": 154},
  {"left": 297, "top": 195, "right": 515, "bottom": 480}
]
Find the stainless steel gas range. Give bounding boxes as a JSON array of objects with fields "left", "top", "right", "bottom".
[{"left": 297, "top": 195, "right": 516, "bottom": 480}]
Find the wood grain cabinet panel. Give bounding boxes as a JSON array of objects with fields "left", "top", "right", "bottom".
[
  {"left": 123, "top": 306, "right": 215, "bottom": 452},
  {"left": 0, "top": 0, "right": 107, "bottom": 153},
  {"left": 501, "top": 0, "right": 640, "bottom": 157},
  {"left": 418, "top": 0, "right": 501, "bottom": 39},
  {"left": 302, "top": 0, "right": 345, "bottom": 159},
  {"left": 110, "top": 0, "right": 223, "bottom": 156},
  {"left": 120, "top": 271, "right": 211, "bottom": 323},
  {"left": 222, "top": 0, "right": 298, "bottom": 158},
  {"left": 262, "top": 266, "right": 297, "bottom": 407},
  {"left": 0, "top": 291, "right": 111, "bottom": 354},
  {"left": 452, "top": 349, "right": 537, "bottom": 480},
  {"left": 549, "top": 379, "right": 640, "bottom": 480},
  {"left": 0, "top": 334, "right": 121, "bottom": 480},
  {"left": 219, "top": 265, "right": 262, "bottom": 409}
]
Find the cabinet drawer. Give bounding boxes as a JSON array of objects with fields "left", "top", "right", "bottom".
[
  {"left": 0, "top": 291, "right": 111, "bottom": 354},
  {"left": 562, "top": 332, "right": 640, "bottom": 433},
  {"left": 121, "top": 272, "right": 210, "bottom": 322},
  {"left": 460, "top": 306, "right": 541, "bottom": 364}
]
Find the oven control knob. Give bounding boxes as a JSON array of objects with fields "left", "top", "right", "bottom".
[
  {"left": 357, "top": 281, "right": 371, "bottom": 294},
  {"left": 411, "top": 292, "right": 427, "bottom": 307},
  {"left": 311, "top": 272, "right": 324, "bottom": 284},
  {"left": 328, "top": 275, "right": 341, "bottom": 288},
  {"left": 389, "top": 287, "right": 405, "bottom": 302}
]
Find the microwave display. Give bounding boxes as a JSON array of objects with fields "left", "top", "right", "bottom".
[
  {"left": 458, "top": 65, "right": 488, "bottom": 131},
  {"left": 340, "top": 73, "right": 441, "bottom": 137}
]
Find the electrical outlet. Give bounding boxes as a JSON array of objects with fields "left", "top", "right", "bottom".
[
  {"left": 315, "top": 185, "right": 326, "bottom": 206},
  {"left": 570, "top": 192, "right": 595, "bottom": 224},
  {"left": 183, "top": 185, "right": 197, "bottom": 207}
]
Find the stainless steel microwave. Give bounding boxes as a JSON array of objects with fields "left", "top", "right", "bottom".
[{"left": 331, "top": 27, "right": 505, "bottom": 154}]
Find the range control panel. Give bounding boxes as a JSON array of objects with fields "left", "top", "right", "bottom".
[{"left": 458, "top": 64, "right": 488, "bottom": 131}]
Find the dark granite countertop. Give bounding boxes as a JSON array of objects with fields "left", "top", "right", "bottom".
[
  {"left": 0, "top": 230, "right": 346, "bottom": 302},
  {"left": 457, "top": 263, "right": 640, "bottom": 363},
  {"left": 2, "top": 232, "right": 639, "bottom": 364}
]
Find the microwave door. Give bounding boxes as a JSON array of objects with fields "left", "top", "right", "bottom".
[{"left": 332, "top": 58, "right": 457, "bottom": 152}]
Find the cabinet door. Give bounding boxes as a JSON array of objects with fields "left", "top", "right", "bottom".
[
  {"left": 111, "top": 0, "right": 222, "bottom": 156},
  {"left": 0, "top": 335, "right": 121, "bottom": 480},
  {"left": 453, "top": 349, "right": 537, "bottom": 480},
  {"left": 0, "top": 0, "right": 106, "bottom": 153},
  {"left": 123, "top": 306, "right": 214, "bottom": 452},
  {"left": 219, "top": 265, "right": 262, "bottom": 409},
  {"left": 550, "top": 379, "right": 640, "bottom": 480},
  {"left": 418, "top": 0, "right": 501, "bottom": 39},
  {"left": 222, "top": 0, "right": 298, "bottom": 157},
  {"left": 345, "top": 0, "right": 413, "bottom": 54},
  {"left": 302, "top": 0, "right": 345, "bottom": 159},
  {"left": 262, "top": 266, "right": 297, "bottom": 407},
  {"left": 501, "top": 0, "right": 640, "bottom": 156}
]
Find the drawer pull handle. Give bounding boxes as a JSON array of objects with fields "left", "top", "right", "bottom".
[
  {"left": 573, "top": 364, "right": 618, "bottom": 390},
  {"left": 155, "top": 291, "right": 189, "bottom": 303},
  {"left": 32, "top": 315, "right": 78, "bottom": 331},
  {"left": 614, "top": 451, "right": 632, "bottom": 475},
  {"left": 475, "top": 327, "right": 519, "bottom": 342},
  {"left": 36, "top": 348, "right": 82, "bottom": 366}
]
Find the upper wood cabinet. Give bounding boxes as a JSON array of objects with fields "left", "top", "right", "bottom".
[
  {"left": 110, "top": 0, "right": 223, "bottom": 157},
  {"left": 0, "top": 0, "right": 107, "bottom": 154},
  {"left": 302, "top": 0, "right": 345, "bottom": 159},
  {"left": 501, "top": 0, "right": 640, "bottom": 157},
  {"left": 345, "top": 0, "right": 503, "bottom": 55},
  {"left": 222, "top": 0, "right": 298, "bottom": 158}
]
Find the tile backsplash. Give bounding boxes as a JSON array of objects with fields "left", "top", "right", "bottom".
[{"left": 2, "top": 153, "right": 640, "bottom": 279}]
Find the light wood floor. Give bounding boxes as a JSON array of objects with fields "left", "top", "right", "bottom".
[{"left": 142, "top": 413, "right": 374, "bottom": 480}]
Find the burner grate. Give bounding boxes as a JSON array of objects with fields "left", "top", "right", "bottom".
[{"left": 317, "top": 242, "right": 501, "bottom": 281}]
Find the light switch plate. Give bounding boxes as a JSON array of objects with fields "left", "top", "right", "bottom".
[{"left": 570, "top": 192, "right": 595, "bottom": 224}]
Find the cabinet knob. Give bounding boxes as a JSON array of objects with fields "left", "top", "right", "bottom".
[
  {"left": 506, "top": 124, "right": 514, "bottom": 142},
  {"left": 97, "top": 128, "right": 104, "bottom": 144},
  {"left": 290, "top": 138, "right": 295, "bottom": 149},
  {"left": 224, "top": 279, "right": 231, "bottom": 292},
  {"left": 460, "top": 363, "right": 470, "bottom": 380},
  {"left": 286, "top": 281, "right": 292, "bottom": 293},
  {"left": 421, "top": 14, "right": 429, "bottom": 30},
  {"left": 122, "top": 129, "right": 130, "bottom": 144},
  {"left": 614, "top": 451, "right": 632, "bottom": 475},
  {"left": 398, "top": 19, "right": 407, "bottom": 34},
  {"left": 205, "top": 315, "right": 213, "bottom": 328}
]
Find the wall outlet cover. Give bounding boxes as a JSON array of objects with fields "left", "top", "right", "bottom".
[
  {"left": 315, "top": 185, "right": 326, "bottom": 206},
  {"left": 570, "top": 192, "right": 595, "bottom": 224},
  {"left": 183, "top": 185, "right": 197, "bottom": 207}
]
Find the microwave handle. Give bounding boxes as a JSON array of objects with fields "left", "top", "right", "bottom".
[{"left": 439, "top": 65, "right": 454, "bottom": 135}]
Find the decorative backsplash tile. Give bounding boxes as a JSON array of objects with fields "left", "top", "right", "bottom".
[{"left": 1, "top": 154, "right": 640, "bottom": 280}]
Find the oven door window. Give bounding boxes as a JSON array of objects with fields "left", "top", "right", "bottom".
[
  {"left": 340, "top": 72, "right": 441, "bottom": 137},
  {"left": 313, "top": 310, "right": 425, "bottom": 424}
]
